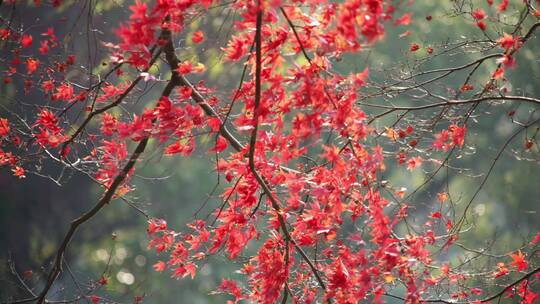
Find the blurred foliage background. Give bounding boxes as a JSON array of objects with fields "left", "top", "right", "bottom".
[{"left": 0, "top": 0, "right": 539, "bottom": 303}]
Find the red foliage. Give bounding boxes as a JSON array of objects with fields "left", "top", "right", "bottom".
[{"left": 1, "top": 0, "right": 539, "bottom": 303}]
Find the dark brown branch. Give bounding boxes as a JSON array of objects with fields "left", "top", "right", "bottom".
[
  {"left": 280, "top": 7, "right": 312, "bottom": 64},
  {"left": 248, "top": 2, "right": 263, "bottom": 170},
  {"left": 176, "top": 73, "right": 244, "bottom": 152},
  {"left": 156, "top": 13, "right": 322, "bottom": 291},
  {"left": 247, "top": 4, "right": 327, "bottom": 292},
  {"left": 478, "top": 266, "right": 540, "bottom": 303},
  {"left": 520, "top": 21, "right": 540, "bottom": 46},
  {"left": 384, "top": 266, "right": 540, "bottom": 303},
  {"left": 33, "top": 27, "right": 182, "bottom": 304},
  {"left": 454, "top": 116, "right": 540, "bottom": 233},
  {"left": 36, "top": 134, "right": 151, "bottom": 303},
  {"left": 399, "top": 53, "right": 502, "bottom": 82},
  {"left": 363, "top": 95, "right": 540, "bottom": 112},
  {"left": 365, "top": 21, "right": 540, "bottom": 102},
  {"left": 60, "top": 46, "right": 164, "bottom": 155},
  {"left": 211, "top": 175, "right": 244, "bottom": 226}
]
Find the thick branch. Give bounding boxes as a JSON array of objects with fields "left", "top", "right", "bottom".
[
  {"left": 247, "top": 4, "right": 327, "bottom": 292},
  {"left": 34, "top": 28, "right": 181, "bottom": 304},
  {"left": 36, "top": 135, "right": 150, "bottom": 303}
]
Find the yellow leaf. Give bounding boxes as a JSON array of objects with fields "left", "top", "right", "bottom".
[
  {"left": 383, "top": 273, "right": 395, "bottom": 283},
  {"left": 385, "top": 127, "right": 398, "bottom": 141}
]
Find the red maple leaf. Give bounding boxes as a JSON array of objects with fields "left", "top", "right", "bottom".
[
  {"left": 21, "top": 34, "right": 33, "bottom": 48},
  {"left": 0, "top": 118, "right": 9, "bottom": 138},
  {"left": 192, "top": 31, "right": 204, "bottom": 44},
  {"left": 153, "top": 261, "right": 166, "bottom": 272},
  {"left": 26, "top": 58, "right": 39, "bottom": 74},
  {"left": 407, "top": 156, "right": 423, "bottom": 171},
  {"left": 510, "top": 251, "right": 528, "bottom": 272},
  {"left": 532, "top": 231, "right": 540, "bottom": 244}
]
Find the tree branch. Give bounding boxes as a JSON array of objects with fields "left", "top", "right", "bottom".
[
  {"left": 362, "top": 95, "right": 540, "bottom": 112},
  {"left": 33, "top": 27, "right": 181, "bottom": 304},
  {"left": 384, "top": 266, "right": 540, "bottom": 303},
  {"left": 247, "top": 3, "right": 327, "bottom": 292}
]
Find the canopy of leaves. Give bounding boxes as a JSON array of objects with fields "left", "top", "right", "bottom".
[{"left": 0, "top": 0, "right": 539, "bottom": 303}]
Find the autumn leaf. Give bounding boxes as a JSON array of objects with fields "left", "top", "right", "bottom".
[
  {"left": 0, "top": 118, "right": 10, "bottom": 138},
  {"left": 192, "top": 31, "right": 204, "bottom": 44},
  {"left": 26, "top": 58, "right": 39, "bottom": 74},
  {"left": 21, "top": 34, "right": 33, "bottom": 48},
  {"left": 210, "top": 135, "right": 228, "bottom": 153},
  {"left": 385, "top": 127, "right": 398, "bottom": 141},
  {"left": 471, "top": 9, "right": 486, "bottom": 20},
  {"left": 12, "top": 166, "right": 26, "bottom": 179},
  {"left": 510, "top": 251, "right": 528, "bottom": 272},
  {"left": 532, "top": 232, "right": 540, "bottom": 244},
  {"left": 407, "top": 156, "right": 423, "bottom": 171},
  {"left": 494, "top": 262, "right": 509, "bottom": 278},
  {"left": 437, "top": 192, "right": 449, "bottom": 203},
  {"left": 394, "top": 13, "right": 412, "bottom": 26},
  {"left": 153, "top": 261, "right": 166, "bottom": 272}
]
